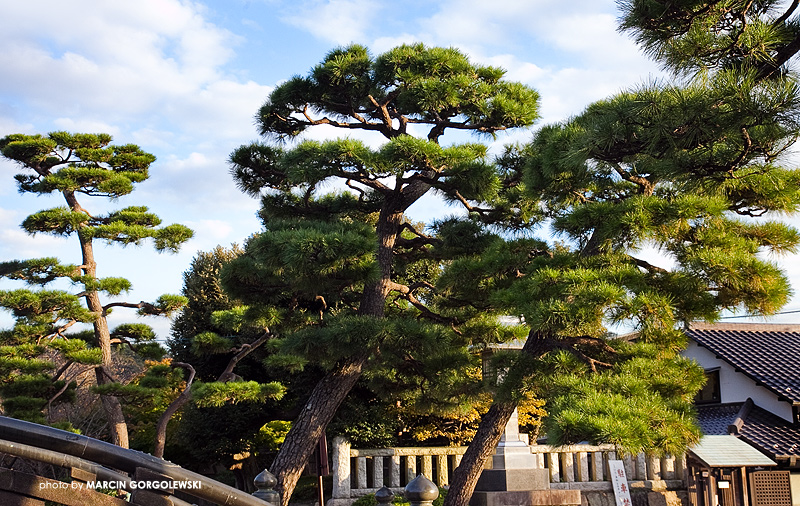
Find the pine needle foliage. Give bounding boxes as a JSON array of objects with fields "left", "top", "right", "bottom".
[
  {"left": 0, "top": 132, "right": 193, "bottom": 443},
  {"left": 619, "top": 0, "right": 800, "bottom": 80},
  {"left": 229, "top": 43, "right": 542, "bottom": 505}
]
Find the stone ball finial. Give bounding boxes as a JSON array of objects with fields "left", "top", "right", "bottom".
[
  {"left": 253, "top": 469, "right": 280, "bottom": 506},
  {"left": 405, "top": 474, "right": 438, "bottom": 506},
  {"left": 375, "top": 486, "right": 395, "bottom": 504}
]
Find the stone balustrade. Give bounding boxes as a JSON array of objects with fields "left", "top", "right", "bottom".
[
  {"left": 328, "top": 437, "right": 687, "bottom": 506},
  {"left": 528, "top": 444, "right": 686, "bottom": 491}
]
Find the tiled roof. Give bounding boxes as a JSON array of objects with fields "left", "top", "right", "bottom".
[
  {"left": 686, "top": 323, "right": 800, "bottom": 404},
  {"left": 739, "top": 404, "right": 800, "bottom": 460},
  {"left": 696, "top": 402, "right": 742, "bottom": 435},
  {"left": 695, "top": 402, "right": 800, "bottom": 460},
  {"left": 689, "top": 435, "right": 776, "bottom": 467}
]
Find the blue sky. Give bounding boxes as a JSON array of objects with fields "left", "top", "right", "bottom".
[{"left": 2, "top": 0, "right": 799, "bottom": 339}]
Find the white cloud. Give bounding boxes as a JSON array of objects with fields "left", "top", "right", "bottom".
[
  {"left": 165, "top": 79, "right": 273, "bottom": 144},
  {"left": 280, "top": 0, "right": 379, "bottom": 44},
  {"left": 0, "top": 227, "right": 71, "bottom": 260},
  {"left": 372, "top": 35, "right": 422, "bottom": 54},
  {"left": 0, "top": 0, "right": 241, "bottom": 130},
  {"left": 52, "top": 118, "right": 121, "bottom": 137}
]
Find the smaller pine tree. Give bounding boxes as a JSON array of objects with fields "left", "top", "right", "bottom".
[{"left": 0, "top": 132, "right": 193, "bottom": 445}]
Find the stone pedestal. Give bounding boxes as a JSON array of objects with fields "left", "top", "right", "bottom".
[{"left": 471, "top": 409, "right": 580, "bottom": 506}]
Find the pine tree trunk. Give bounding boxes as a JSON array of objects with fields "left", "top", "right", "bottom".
[
  {"left": 95, "top": 367, "right": 129, "bottom": 448},
  {"left": 271, "top": 353, "right": 369, "bottom": 506},
  {"left": 66, "top": 190, "right": 130, "bottom": 449},
  {"left": 445, "top": 331, "right": 553, "bottom": 506},
  {"left": 271, "top": 206, "right": 405, "bottom": 506},
  {"left": 444, "top": 402, "right": 517, "bottom": 506},
  {"left": 87, "top": 280, "right": 130, "bottom": 449}
]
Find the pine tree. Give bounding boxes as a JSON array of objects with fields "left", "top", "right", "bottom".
[
  {"left": 618, "top": 0, "right": 800, "bottom": 80},
  {"left": 0, "top": 132, "right": 193, "bottom": 447},
  {"left": 443, "top": 4, "right": 800, "bottom": 505},
  {"left": 169, "top": 245, "right": 246, "bottom": 378},
  {"left": 227, "top": 43, "right": 540, "bottom": 504},
  {"left": 159, "top": 246, "right": 286, "bottom": 463}
]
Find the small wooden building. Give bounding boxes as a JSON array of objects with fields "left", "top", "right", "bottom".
[{"left": 687, "top": 435, "right": 794, "bottom": 506}]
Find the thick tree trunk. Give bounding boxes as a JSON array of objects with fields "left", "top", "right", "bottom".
[
  {"left": 445, "top": 331, "right": 553, "bottom": 506},
  {"left": 87, "top": 279, "right": 130, "bottom": 448},
  {"left": 95, "top": 367, "right": 129, "bottom": 448},
  {"left": 270, "top": 204, "right": 407, "bottom": 506},
  {"left": 270, "top": 353, "right": 369, "bottom": 506},
  {"left": 444, "top": 402, "right": 517, "bottom": 506}
]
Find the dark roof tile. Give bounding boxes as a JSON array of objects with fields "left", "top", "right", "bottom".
[
  {"left": 740, "top": 405, "right": 800, "bottom": 459},
  {"left": 694, "top": 402, "right": 800, "bottom": 459},
  {"left": 686, "top": 326, "right": 800, "bottom": 404},
  {"left": 696, "top": 403, "right": 742, "bottom": 435}
]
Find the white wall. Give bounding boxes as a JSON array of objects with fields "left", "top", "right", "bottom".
[{"left": 684, "top": 341, "right": 794, "bottom": 423}]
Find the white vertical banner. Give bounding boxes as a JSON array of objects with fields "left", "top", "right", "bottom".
[{"left": 608, "top": 460, "right": 633, "bottom": 506}]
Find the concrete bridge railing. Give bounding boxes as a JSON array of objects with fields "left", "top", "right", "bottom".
[{"left": 0, "top": 415, "right": 277, "bottom": 506}]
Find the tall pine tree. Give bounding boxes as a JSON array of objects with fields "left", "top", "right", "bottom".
[
  {"left": 444, "top": 3, "right": 800, "bottom": 505},
  {"left": 227, "top": 43, "right": 540, "bottom": 504},
  {"left": 0, "top": 132, "right": 193, "bottom": 447}
]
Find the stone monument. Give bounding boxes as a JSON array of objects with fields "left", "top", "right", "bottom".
[{"left": 470, "top": 410, "right": 581, "bottom": 506}]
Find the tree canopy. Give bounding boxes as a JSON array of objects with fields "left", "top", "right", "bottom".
[
  {"left": 0, "top": 132, "right": 193, "bottom": 446},
  {"left": 227, "top": 42, "right": 541, "bottom": 505}
]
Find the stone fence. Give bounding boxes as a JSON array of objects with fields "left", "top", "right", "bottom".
[{"left": 328, "top": 437, "right": 687, "bottom": 506}]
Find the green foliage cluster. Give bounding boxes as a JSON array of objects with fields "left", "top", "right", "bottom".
[
  {"left": 257, "top": 43, "right": 538, "bottom": 139},
  {"left": 619, "top": 0, "right": 800, "bottom": 79},
  {"left": 0, "top": 132, "right": 192, "bottom": 439},
  {"left": 351, "top": 486, "right": 447, "bottom": 506}
]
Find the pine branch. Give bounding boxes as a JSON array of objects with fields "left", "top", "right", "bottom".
[
  {"left": 47, "top": 364, "right": 90, "bottom": 413},
  {"left": 450, "top": 190, "right": 495, "bottom": 215},
  {"left": 153, "top": 361, "right": 196, "bottom": 459},
  {"left": 366, "top": 94, "right": 394, "bottom": 135},
  {"left": 102, "top": 300, "right": 159, "bottom": 314},
  {"left": 47, "top": 319, "right": 78, "bottom": 342},
  {"left": 217, "top": 329, "right": 273, "bottom": 382},
  {"left": 388, "top": 280, "right": 461, "bottom": 332},
  {"left": 610, "top": 162, "right": 654, "bottom": 195},
  {"left": 52, "top": 360, "right": 74, "bottom": 382},
  {"left": 298, "top": 105, "right": 393, "bottom": 136},
  {"left": 557, "top": 335, "right": 617, "bottom": 373},
  {"left": 395, "top": 223, "right": 441, "bottom": 250},
  {"left": 774, "top": 0, "right": 799, "bottom": 26},
  {"left": 757, "top": 32, "right": 800, "bottom": 80},
  {"left": 629, "top": 256, "right": 668, "bottom": 273},
  {"left": 337, "top": 171, "right": 391, "bottom": 193}
]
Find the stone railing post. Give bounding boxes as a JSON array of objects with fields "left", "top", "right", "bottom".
[
  {"left": 405, "top": 474, "right": 439, "bottom": 506},
  {"left": 330, "top": 437, "right": 351, "bottom": 505},
  {"left": 376, "top": 486, "right": 394, "bottom": 506},
  {"left": 253, "top": 469, "right": 280, "bottom": 506}
]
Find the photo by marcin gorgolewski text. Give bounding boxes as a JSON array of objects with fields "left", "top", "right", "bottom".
[{"left": 39, "top": 479, "right": 203, "bottom": 491}]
